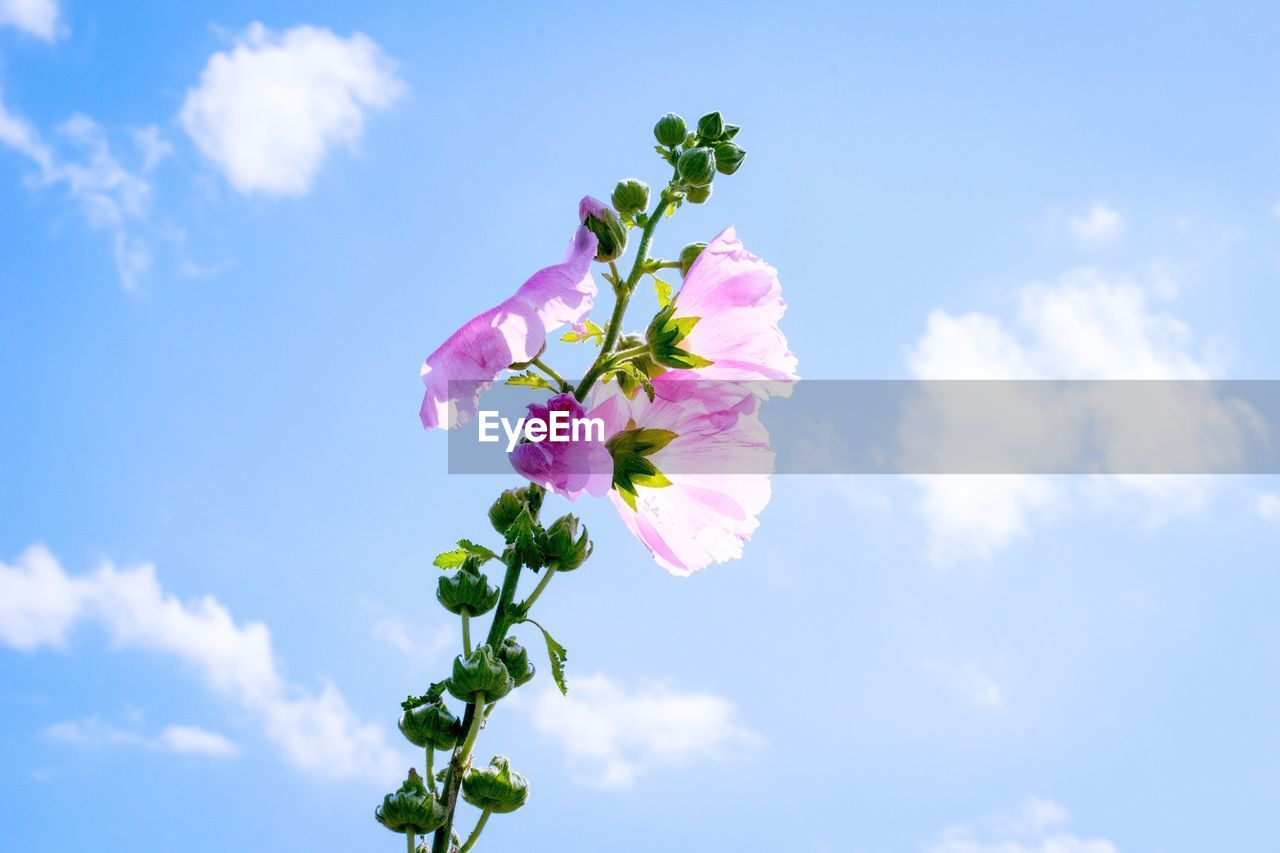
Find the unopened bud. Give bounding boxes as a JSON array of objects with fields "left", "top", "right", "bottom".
[
  {"left": 686, "top": 184, "right": 712, "bottom": 204},
  {"left": 713, "top": 143, "right": 746, "bottom": 176},
  {"left": 679, "top": 242, "right": 708, "bottom": 277},
  {"left": 462, "top": 756, "right": 530, "bottom": 814},
  {"left": 653, "top": 113, "right": 687, "bottom": 147},
  {"left": 498, "top": 636, "right": 536, "bottom": 687},
  {"left": 488, "top": 489, "right": 523, "bottom": 536},
  {"left": 437, "top": 569, "right": 499, "bottom": 616},
  {"left": 611, "top": 179, "right": 650, "bottom": 216},
  {"left": 579, "top": 196, "right": 627, "bottom": 262},
  {"left": 398, "top": 702, "right": 463, "bottom": 751},
  {"left": 543, "top": 514, "right": 592, "bottom": 572},
  {"left": 375, "top": 769, "right": 448, "bottom": 835},
  {"left": 446, "top": 645, "right": 514, "bottom": 703},
  {"left": 676, "top": 147, "right": 716, "bottom": 187},
  {"left": 696, "top": 111, "right": 725, "bottom": 140}
]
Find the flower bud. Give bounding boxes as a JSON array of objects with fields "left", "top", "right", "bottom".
[
  {"left": 447, "top": 645, "right": 513, "bottom": 703},
  {"left": 679, "top": 242, "right": 708, "bottom": 277},
  {"left": 462, "top": 756, "right": 530, "bottom": 814},
  {"left": 676, "top": 147, "right": 715, "bottom": 187},
  {"left": 437, "top": 569, "right": 500, "bottom": 616},
  {"left": 686, "top": 184, "right": 712, "bottom": 204},
  {"left": 721, "top": 123, "right": 741, "bottom": 140},
  {"left": 488, "top": 489, "right": 524, "bottom": 536},
  {"left": 498, "top": 636, "right": 535, "bottom": 687},
  {"left": 543, "top": 514, "right": 592, "bottom": 572},
  {"left": 611, "top": 179, "right": 650, "bottom": 216},
  {"left": 696, "top": 111, "right": 725, "bottom": 140},
  {"left": 579, "top": 196, "right": 627, "bottom": 262},
  {"left": 375, "top": 769, "right": 448, "bottom": 835},
  {"left": 506, "top": 510, "right": 546, "bottom": 571},
  {"left": 713, "top": 142, "right": 746, "bottom": 176},
  {"left": 399, "top": 702, "right": 463, "bottom": 750},
  {"left": 653, "top": 113, "right": 687, "bottom": 147}
]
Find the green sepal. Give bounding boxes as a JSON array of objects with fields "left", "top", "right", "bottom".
[
  {"left": 645, "top": 304, "right": 714, "bottom": 370},
  {"left": 497, "top": 636, "right": 536, "bottom": 688},
  {"left": 605, "top": 424, "right": 677, "bottom": 510},
  {"left": 542, "top": 514, "right": 592, "bottom": 571},
  {"left": 399, "top": 701, "right": 463, "bottom": 750},
  {"left": 375, "top": 769, "right": 448, "bottom": 835},
  {"left": 446, "top": 644, "right": 514, "bottom": 703},
  {"left": 462, "top": 756, "right": 530, "bottom": 814},
  {"left": 436, "top": 569, "right": 500, "bottom": 616}
]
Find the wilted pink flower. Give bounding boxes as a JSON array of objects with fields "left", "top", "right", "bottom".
[
  {"left": 419, "top": 220, "right": 598, "bottom": 430},
  {"left": 665, "top": 227, "right": 798, "bottom": 382},
  {"left": 509, "top": 393, "right": 612, "bottom": 499}
]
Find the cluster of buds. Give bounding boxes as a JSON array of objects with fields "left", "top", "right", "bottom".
[
  {"left": 653, "top": 110, "right": 746, "bottom": 206},
  {"left": 490, "top": 487, "right": 592, "bottom": 573}
]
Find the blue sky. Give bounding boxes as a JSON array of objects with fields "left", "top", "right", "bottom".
[{"left": 2, "top": 2, "right": 1279, "bottom": 851}]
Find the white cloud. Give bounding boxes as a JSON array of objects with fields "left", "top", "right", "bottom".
[
  {"left": 0, "top": 545, "right": 399, "bottom": 780},
  {"left": 1067, "top": 203, "right": 1126, "bottom": 246},
  {"left": 926, "top": 798, "right": 1117, "bottom": 853},
  {"left": 180, "top": 23, "right": 404, "bottom": 195},
  {"left": 522, "top": 673, "right": 762, "bottom": 789},
  {"left": 373, "top": 617, "right": 453, "bottom": 664},
  {"left": 0, "top": 89, "right": 167, "bottom": 289},
  {"left": 926, "top": 660, "right": 1005, "bottom": 709},
  {"left": 43, "top": 716, "right": 239, "bottom": 758},
  {"left": 1259, "top": 493, "right": 1280, "bottom": 524},
  {"left": 907, "top": 268, "right": 1220, "bottom": 560},
  {"left": 0, "top": 0, "right": 58, "bottom": 40}
]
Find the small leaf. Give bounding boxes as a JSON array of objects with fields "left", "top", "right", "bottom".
[
  {"left": 520, "top": 618, "right": 568, "bottom": 695},
  {"left": 458, "top": 539, "right": 498, "bottom": 563},
  {"left": 433, "top": 548, "right": 468, "bottom": 569},
  {"left": 560, "top": 331, "right": 582, "bottom": 343},
  {"left": 506, "top": 370, "right": 552, "bottom": 390},
  {"left": 652, "top": 276, "right": 673, "bottom": 307}
]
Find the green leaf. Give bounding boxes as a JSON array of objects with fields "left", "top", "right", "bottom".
[
  {"left": 433, "top": 548, "right": 468, "bottom": 569},
  {"left": 520, "top": 618, "right": 568, "bottom": 695},
  {"left": 559, "top": 321, "right": 604, "bottom": 346},
  {"left": 458, "top": 539, "right": 498, "bottom": 563},
  {"left": 560, "top": 331, "right": 581, "bottom": 343},
  {"left": 652, "top": 275, "right": 673, "bottom": 307},
  {"left": 506, "top": 370, "right": 552, "bottom": 390}
]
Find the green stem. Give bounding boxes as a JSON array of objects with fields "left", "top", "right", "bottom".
[
  {"left": 654, "top": 259, "right": 682, "bottom": 269},
  {"left": 607, "top": 343, "right": 651, "bottom": 364},
  {"left": 459, "top": 809, "right": 492, "bottom": 853},
  {"left": 461, "top": 613, "right": 472, "bottom": 657},
  {"left": 407, "top": 830, "right": 415, "bottom": 853},
  {"left": 459, "top": 692, "right": 485, "bottom": 758},
  {"left": 575, "top": 189, "right": 674, "bottom": 400},
  {"left": 518, "top": 562, "right": 558, "bottom": 614},
  {"left": 425, "top": 747, "right": 435, "bottom": 794},
  {"left": 531, "top": 357, "right": 569, "bottom": 392}
]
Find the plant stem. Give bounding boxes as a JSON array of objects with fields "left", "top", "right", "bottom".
[
  {"left": 518, "top": 562, "right": 558, "bottom": 613},
  {"left": 425, "top": 747, "right": 435, "bottom": 793},
  {"left": 461, "top": 614, "right": 471, "bottom": 657},
  {"left": 607, "top": 343, "right": 651, "bottom": 364},
  {"left": 575, "top": 189, "right": 674, "bottom": 400},
  {"left": 459, "top": 809, "right": 492, "bottom": 853},
  {"left": 531, "top": 357, "right": 569, "bottom": 392},
  {"left": 407, "top": 831, "right": 415, "bottom": 853},
  {"left": 458, "top": 692, "right": 485, "bottom": 758}
]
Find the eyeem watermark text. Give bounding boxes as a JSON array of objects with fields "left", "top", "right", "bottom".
[{"left": 477, "top": 410, "right": 606, "bottom": 452}]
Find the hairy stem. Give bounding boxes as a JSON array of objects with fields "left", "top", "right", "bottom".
[{"left": 531, "top": 357, "right": 569, "bottom": 392}]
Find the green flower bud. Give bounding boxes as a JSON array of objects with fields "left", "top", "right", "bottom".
[
  {"left": 398, "top": 702, "right": 463, "bottom": 750},
  {"left": 677, "top": 147, "right": 716, "bottom": 187},
  {"left": 696, "top": 111, "right": 725, "bottom": 140},
  {"left": 580, "top": 196, "right": 627, "bottom": 262},
  {"left": 505, "top": 510, "right": 546, "bottom": 571},
  {"left": 543, "top": 514, "right": 592, "bottom": 572},
  {"left": 686, "top": 184, "right": 712, "bottom": 204},
  {"left": 437, "top": 569, "right": 500, "bottom": 616},
  {"left": 611, "top": 179, "right": 650, "bottom": 216},
  {"left": 612, "top": 334, "right": 663, "bottom": 398},
  {"left": 447, "top": 645, "right": 513, "bottom": 703},
  {"left": 498, "top": 636, "right": 535, "bottom": 687},
  {"left": 488, "top": 489, "right": 524, "bottom": 536},
  {"left": 679, "top": 242, "right": 708, "bottom": 277},
  {"left": 653, "top": 113, "right": 687, "bottom": 147},
  {"left": 375, "top": 769, "right": 448, "bottom": 835},
  {"left": 462, "top": 756, "right": 530, "bottom": 814},
  {"left": 713, "top": 142, "right": 746, "bottom": 176},
  {"left": 721, "top": 123, "right": 741, "bottom": 141}
]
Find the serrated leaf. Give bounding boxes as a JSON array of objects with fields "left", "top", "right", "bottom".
[
  {"left": 560, "top": 331, "right": 582, "bottom": 342},
  {"left": 652, "top": 275, "right": 673, "bottom": 307},
  {"left": 506, "top": 370, "right": 552, "bottom": 390},
  {"left": 457, "top": 539, "right": 498, "bottom": 563},
  {"left": 520, "top": 618, "right": 568, "bottom": 695},
  {"left": 433, "top": 548, "right": 468, "bottom": 569}
]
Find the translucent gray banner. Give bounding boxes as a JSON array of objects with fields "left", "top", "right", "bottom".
[{"left": 445, "top": 380, "right": 1280, "bottom": 475}]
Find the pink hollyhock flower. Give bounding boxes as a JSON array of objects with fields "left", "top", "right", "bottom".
[
  {"left": 512, "top": 377, "right": 774, "bottom": 575},
  {"left": 418, "top": 219, "right": 598, "bottom": 430},
  {"left": 652, "top": 227, "right": 798, "bottom": 383},
  {"left": 509, "top": 393, "right": 612, "bottom": 499}
]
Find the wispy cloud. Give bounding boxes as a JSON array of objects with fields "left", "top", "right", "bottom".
[
  {"left": 0, "top": 88, "right": 166, "bottom": 289},
  {"left": 1258, "top": 492, "right": 1280, "bottom": 524},
  {"left": 0, "top": 545, "right": 400, "bottom": 780},
  {"left": 926, "top": 660, "right": 1005, "bottom": 709},
  {"left": 372, "top": 617, "right": 453, "bottom": 664},
  {"left": 520, "top": 672, "right": 762, "bottom": 790},
  {"left": 1067, "top": 203, "right": 1126, "bottom": 246},
  {"left": 43, "top": 716, "right": 240, "bottom": 758},
  {"left": 926, "top": 798, "right": 1117, "bottom": 853},
  {"left": 180, "top": 22, "right": 404, "bottom": 196},
  {"left": 0, "top": 0, "right": 58, "bottom": 40}
]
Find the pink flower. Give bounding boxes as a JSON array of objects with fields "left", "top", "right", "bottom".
[
  {"left": 513, "top": 377, "right": 774, "bottom": 575},
  {"left": 418, "top": 218, "right": 598, "bottom": 430},
  {"left": 508, "top": 393, "right": 612, "bottom": 499},
  {"left": 662, "top": 227, "right": 798, "bottom": 382}
]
